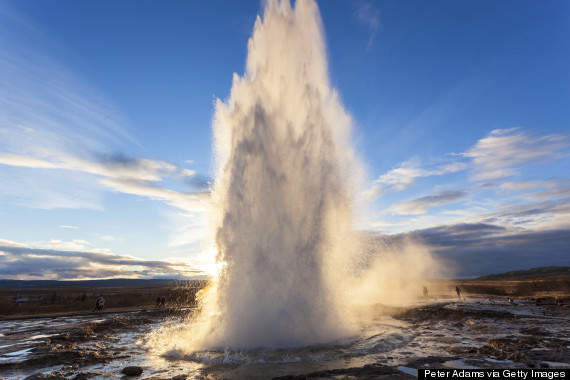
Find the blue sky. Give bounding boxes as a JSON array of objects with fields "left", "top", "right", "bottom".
[{"left": 0, "top": 0, "right": 569, "bottom": 279}]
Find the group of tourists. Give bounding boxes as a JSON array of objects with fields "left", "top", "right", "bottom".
[{"left": 420, "top": 285, "right": 464, "bottom": 300}]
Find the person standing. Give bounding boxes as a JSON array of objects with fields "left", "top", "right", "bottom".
[{"left": 93, "top": 296, "right": 101, "bottom": 312}]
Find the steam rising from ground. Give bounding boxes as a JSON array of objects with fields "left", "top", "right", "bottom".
[
  {"left": 349, "top": 237, "right": 451, "bottom": 306},
  {"left": 147, "top": 0, "right": 446, "bottom": 354}
]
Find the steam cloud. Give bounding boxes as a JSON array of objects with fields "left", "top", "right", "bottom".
[{"left": 147, "top": 0, "right": 444, "bottom": 354}]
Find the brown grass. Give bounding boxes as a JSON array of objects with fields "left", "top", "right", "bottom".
[
  {"left": 452, "top": 279, "right": 570, "bottom": 299},
  {"left": 0, "top": 282, "right": 206, "bottom": 317}
]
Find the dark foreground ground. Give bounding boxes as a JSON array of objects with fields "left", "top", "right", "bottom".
[
  {"left": 0, "top": 295, "right": 568, "bottom": 380},
  {"left": 0, "top": 280, "right": 205, "bottom": 318}
]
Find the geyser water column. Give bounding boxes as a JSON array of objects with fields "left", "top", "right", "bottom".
[{"left": 197, "top": 0, "right": 360, "bottom": 349}]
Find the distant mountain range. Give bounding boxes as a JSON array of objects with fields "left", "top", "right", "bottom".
[
  {"left": 472, "top": 266, "right": 570, "bottom": 281},
  {"left": 1, "top": 267, "right": 568, "bottom": 288},
  {"left": 0, "top": 278, "right": 204, "bottom": 289}
]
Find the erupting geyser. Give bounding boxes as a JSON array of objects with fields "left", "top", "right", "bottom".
[
  {"left": 170, "top": 0, "right": 363, "bottom": 351},
  {"left": 200, "top": 0, "right": 361, "bottom": 349}
]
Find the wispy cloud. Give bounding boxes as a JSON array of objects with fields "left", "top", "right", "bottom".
[
  {"left": 368, "top": 128, "right": 569, "bottom": 239},
  {"left": 477, "top": 195, "right": 570, "bottom": 231},
  {"left": 353, "top": 1, "right": 380, "bottom": 49},
  {"left": 0, "top": 153, "right": 177, "bottom": 183},
  {"left": 0, "top": 239, "right": 204, "bottom": 280},
  {"left": 59, "top": 225, "right": 79, "bottom": 230},
  {"left": 0, "top": 4, "right": 137, "bottom": 209},
  {"left": 0, "top": 5, "right": 133, "bottom": 152},
  {"left": 0, "top": 151, "right": 210, "bottom": 212},
  {"left": 0, "top": 4, "right": 211, "bottom": 257},
  {"left": 499, "top": 180, "right": 556, "bottom": 192},
  {"left": 461, "top": 128, "right": 567, "bottom": 181},
  {"left": 390, "top": 190, "right": 467, "bottom": 215},
  {"left": 0, "top": 4, "right": 210, "bottom": 213},
  {"left": 369, "top": 128, "right": 567, "bottom": 200},
  {"left": 39, "top": 239, "right": 90, "bottom": 251},
  {"left": 524, "top": 187, "right": 570, "bottom": 201},
  {"left": 101, "top": 178, "right": 208, "bottom": 212},
  {"left": 367, "top": 160, "right": 467, "bottom": 198}
]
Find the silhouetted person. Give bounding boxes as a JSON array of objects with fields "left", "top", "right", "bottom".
[
  {"left": 156, "top": 296, "right": 161, "bottom": 308},
  {"left": 93, "top": 296, "right": 104, "bottom": 312},
  {"left": 93, "top": 297, "right": 101, "bottom": 312},
  {"left": 97, "top": 296, "right": 105, "bottom": 311},
  {"left": 160, "top": 296, "right": 166, "bottom": 308},
  {"left": 422, "top": 286, "right": 428, "bottom": 298},
  {"left": 455, "top": 286, "right": 462, "bottom": 300}
]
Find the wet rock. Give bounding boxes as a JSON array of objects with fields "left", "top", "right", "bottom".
[
  {"left": 395, "top": 303, "right": 515, "bottom": 323},
  {"left": 272, "top": 363, "right": 413, "bottom": 379},
  {"left": 446, "top": 346, "right": 478, "bottom": 356},
  {"left": 488, "top": 336, "right": 539, "bottom": 350},
  {"left": 405, "top": 356, "right": 460, "bottom": 368},
  {"left": 72, "top": 372, "right": 102, "bottom": 379},
  {"left": 447, "top": 340, "right": 538, "bottom": 366},
  {"left": 46, "top": 333, "right": 70, "bottom": 345},
  {"left": 0, "top": 345, "right": 130, "bottom": 372},
  {"left": 520, "top": 327, "right": 547, "bottom": 335},
  {"left": 121, "top": 366, "right": 143, "bottom": 376},
  {"left": 24, "top": 371, "right": 68, "bottom": 379},
  {"left": 172, "top": 376, "right": 187, "bottom": 380}
]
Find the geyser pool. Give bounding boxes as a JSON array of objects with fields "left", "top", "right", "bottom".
[{"left": 149, "top": 0, "right": 363, "bottom": 352}]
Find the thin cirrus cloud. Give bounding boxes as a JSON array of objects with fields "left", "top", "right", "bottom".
[
  {"left": 366, "top": 160, "right": 467, "bottom": 198},
  {"left": 370, "top": 128, "right": 567, "bottom": 198},
  {"left": 499, "top": 180, "right": 557, "bottom": 192},
  {"left": 523, "top": 187, "right": 570, "bottom": 201},
  {"left": 0, "top": 4, "right": 132, "bottom": 153},
  {"left": 478, "top": 196, "right": 570, "bottom": 231},
  {"left": 100, "top": 177, "right": 209, "bottom": 213},
  {"left": 0, "top": 4, "right": 139, "bottom": 210},
  {"left": 461, "top": 128, "right": 567, "bottom": 182},
  {"left": 0, "top": 4, "right": 210, "bottom": 214},
  {"left": 0, "top": 151, "right": 210, "bottom": 213},
  {"left": 389, "top": 190, "right": 467, "bottom": 215},
  {"left": 367, "top": 127, "right": 569, "bottom": 238},
  {"left": 0, "top": 153, "right": 175, "bottom": 182},
  {"left": 0, "top": 4, "right": 211, "bottom": 262},
  {"left": 353, "top": 1, "right": 380, "bottom": 49}
]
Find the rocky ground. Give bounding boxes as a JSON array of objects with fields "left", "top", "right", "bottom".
[
  {"left": 0, "top": 298, "right": 568, "bottom": 379},
  {"left": 0, "top": 308, "right": 187, "bottom": 379},
  {"left": 393, "top": 298, "right": 570, "bottom": 369}
]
